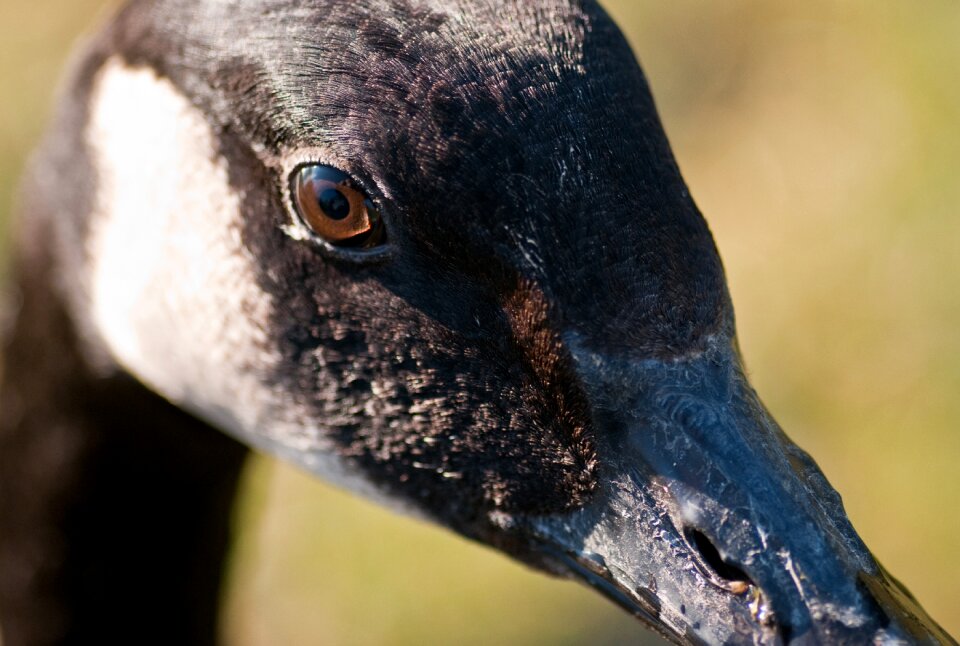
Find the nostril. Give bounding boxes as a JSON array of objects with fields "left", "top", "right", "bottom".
[{"left": 686, "top": 528, "right": 755, "bottom": 589}]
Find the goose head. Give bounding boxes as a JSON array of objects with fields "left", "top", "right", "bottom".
[{"left": 39, "top": 0, "right": 952, "bottom": 643}]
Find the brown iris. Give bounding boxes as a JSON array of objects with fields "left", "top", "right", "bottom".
[{"left": 293, "top": 165, "right": 385, "bottom": 248}]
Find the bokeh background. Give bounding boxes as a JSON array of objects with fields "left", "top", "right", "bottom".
[{"left": 2, "top": 1, "right": 958, "bottom": 644}]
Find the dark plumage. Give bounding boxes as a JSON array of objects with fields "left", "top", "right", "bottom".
[{"left": 0, "top": 1, "right": 953, "bottom": 645}]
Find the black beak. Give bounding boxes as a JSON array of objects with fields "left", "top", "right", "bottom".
[{"left": 523, "top": 338, "right": 954, "bottom": 645}]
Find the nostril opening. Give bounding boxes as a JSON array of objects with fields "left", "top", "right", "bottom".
[{"left": 686, "top": 528, "right": 755, "bottom": 587}]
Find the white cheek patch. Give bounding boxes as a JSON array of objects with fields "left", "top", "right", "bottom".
[
  {"left": 83, "top": 58, "right": 416, "bottom": 515},
  {"left": 86, "top": 58, "right": 276, "bottom": 442}
]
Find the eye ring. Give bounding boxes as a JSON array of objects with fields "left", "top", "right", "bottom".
[{"left": 291, "top": 164, "right": 387, "bottom": 251}]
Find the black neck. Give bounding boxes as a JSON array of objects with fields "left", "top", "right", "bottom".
[{"left": 0, "top": 241, "right": 249, "bottom": 646}]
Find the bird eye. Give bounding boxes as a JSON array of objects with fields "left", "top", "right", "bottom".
[{"left": 292, "top": 165, "right": 385, "bottom": 248}]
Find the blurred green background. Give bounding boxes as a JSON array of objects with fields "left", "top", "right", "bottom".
[{"left": 2, "top": 1, "right": 958, "bottom": 643}]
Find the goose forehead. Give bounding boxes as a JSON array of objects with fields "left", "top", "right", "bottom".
[
  {"left": 132, "top": 0, "right": 591, "bottom": 58},
  {"left": 109, "top": 0, "right": 619, "bottom": 157},
  {"left": 111, "top": 0, "right": 671, "bottom": 224}
]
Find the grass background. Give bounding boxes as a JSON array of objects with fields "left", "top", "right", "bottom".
[{"left": 1, "top": 1, "right": 958, "bottom": 643}]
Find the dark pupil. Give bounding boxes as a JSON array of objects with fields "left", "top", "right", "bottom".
[{"left": 318, "top": 187, "right": 351, "bottom": 220}]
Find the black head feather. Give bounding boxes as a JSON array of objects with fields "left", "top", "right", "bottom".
[{"left": 81, "top": 0, "right": 728, "bottom": 533}]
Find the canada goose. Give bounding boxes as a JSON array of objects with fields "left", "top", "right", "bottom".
[{"left": 0, "top": 1, "right": 955, "bottom": 644}]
